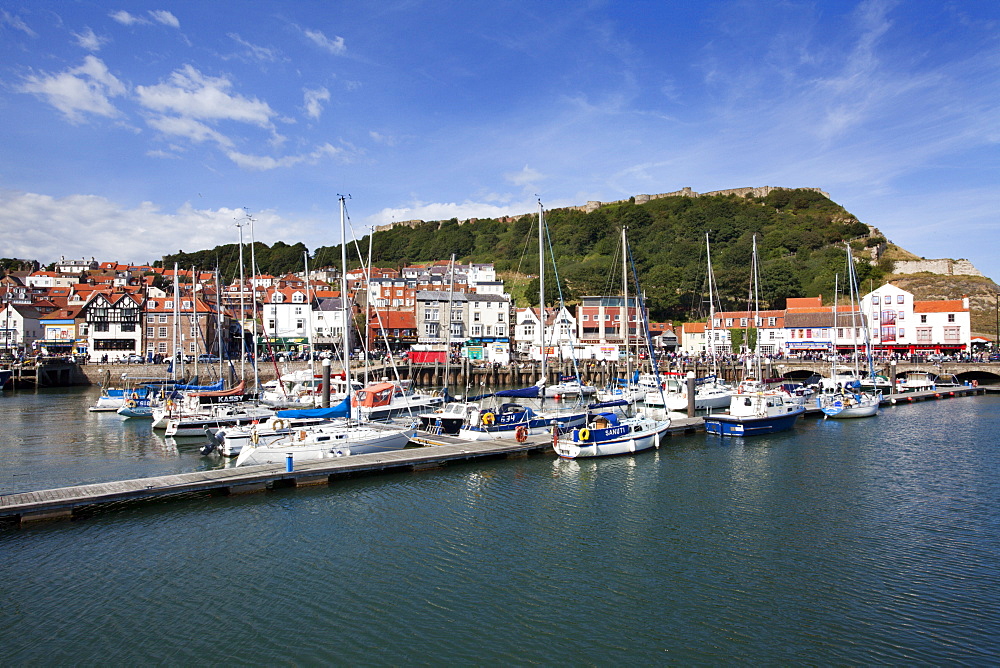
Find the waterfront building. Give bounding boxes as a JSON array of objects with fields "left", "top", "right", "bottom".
[
  {"left": 365, "top": 308, "right": 417, "bottom": 352},
  {"left": 0, "top": 303, "right": 42, "bottom": 355},
  {"left": 80, "top": 289, "right": 143, "bottom": 360},
  {"left": 35, "top": 306, "right": 86, "bottom": 357},
  {"left": 514, "top": 306, "right": 578, "bottom": 360},
  {"left": 860, "top": 283, "right": 971, "bottom": 356},
  {"left": 143, "top": 290, "right": 224, "bottom": 360}
]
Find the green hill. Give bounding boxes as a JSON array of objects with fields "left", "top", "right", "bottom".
[{"left": 311, "top": 188, "right": 885, "bottom": 320}]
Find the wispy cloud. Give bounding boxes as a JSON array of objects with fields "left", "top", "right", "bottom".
[
  {"left": 227, "top": 33, "right": 283, "bottom": 63},
  {"left": 303, "top": 87, "right": 330, "bottom": 120},
  {"left": 149, "top": 10, "right": 180, "bottom": 28},
  {"left": 109, "top": 9, "right": 180, "bottom": 28},
  {"left": 19, "top": 56, "right": 126, "bottom": 123},
  {"left": 303, "top": 28, "right": 346, "bottom": 55},
  {"left": 226, "top": 143, "right": 348, "bottom": 171},
  {"left": 1, "top": 9, "right": 37, "bottom": 37},
  {"left": 73, "top": 27, "right": 108, "bottom": 52}
]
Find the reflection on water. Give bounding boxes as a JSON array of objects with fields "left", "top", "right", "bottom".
[{"left": 1, "top": 388, "right": 999, "bottom": 664}]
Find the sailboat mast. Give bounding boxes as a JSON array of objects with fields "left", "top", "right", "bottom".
[
  {"left": 621, "top": 227, "right": 630, "bottom": 381},
  {"left": 538, "top": 200, "right": 546, "bottom": 402},
  {"left": 237, "top": 219, "right": 246, "bottom": 380},
  {"left": 339, "top": 196, "right": 353, "bottom": 421},
  {"left": 304, "top": 250, "right": 316, "bottom": 405},
  {"left": 706, "top": 232, "right": 716, "bottom": 369}
]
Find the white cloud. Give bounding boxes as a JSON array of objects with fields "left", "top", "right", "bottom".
[
  {"left": 304, "top": 28, "right": 346, "bottom": 55},
  {"left": 147, "top": 115, "right": 233, "bottom": 147},
  {"left": 149, "top": 10, "right": 179, "bottom": 28},
  {"left": 369, "top": 131, "right": 398, "bottom": 146},
  {"left": 136, "top": 65, "right": 275, "bottom": 127},
  {"left": 109, "top": 10, "right": 179, "bottom": 28},
  {"left": 0, "top": 190, "right": 251, "bottom": 263},
  {"left": 109, "top": 10, "right": 148, "bottom": 26},
  {"left": 303, "top": 87, "right": 330, "bottom": 119},
  {"left": 73, "top": 27, "right": 107, "bottom": 52},
  {"left": 227, "top": 33, "right": 282, "bottom": 63},
  {"left": 367, "top": 196, "right": 555, "bottom": 227},
  {"left": 2, "top": 10, "right": 37, "bottom": 37},
  {"left": 225, "top": 143, "right": 346, "bottom": 171},
  {"left": 505, "top": 165, "right": 545, "bottom": 189},
  {"left": 19, "top": 56, "right": 126, "bottom": 123}
]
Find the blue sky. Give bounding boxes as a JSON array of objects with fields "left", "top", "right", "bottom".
[{"left": 2, "top": 1, "right": 998, "bottom": 280}]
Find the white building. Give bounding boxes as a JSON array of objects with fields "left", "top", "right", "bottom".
[
  {"left": 0, "top": 303, "right": 42, "bottom": 354},
  {"left": 860, "top": 284, "right": 971, "bottom": 356},
  {"left": 514, "top": 306, "right": 579, "bottom": 360}
]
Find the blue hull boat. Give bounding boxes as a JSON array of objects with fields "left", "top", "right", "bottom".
[{"left": 704, "top": 406, "right": 804, "bottom": 436}]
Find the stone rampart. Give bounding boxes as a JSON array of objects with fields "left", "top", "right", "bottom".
[{"left": 893, "top": 259, "right": 984, "bottom": 277}]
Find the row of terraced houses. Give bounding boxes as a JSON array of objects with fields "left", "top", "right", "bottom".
[{"left": 0, "top": 256, "right": 973, "bottom": 364}]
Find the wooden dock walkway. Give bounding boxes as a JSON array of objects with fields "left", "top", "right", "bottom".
[
  {"left": 1, "top": 389, "right": 986, "bottom": 526},
  {"left": 1, "top": 417, "right": 704, "bottom": 525}
]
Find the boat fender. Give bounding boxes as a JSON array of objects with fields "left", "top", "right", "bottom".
[
  {"left": 578, "top": 428, "right": 590, "bottom": 442},
  {"left": 250, "top": 430, "right": 260, "bottom": 445},
  {"left": 515, "top": 426, "right": 528, "bottom": 443},
  {"left": 482, "top": 412, "right": 495, "bottom": 426},
  {"left": 166, "top": 399, "right": 175, "bottom": 410},
  {"left": 131, "top": 392, "right": 139, "bottom": 400}
]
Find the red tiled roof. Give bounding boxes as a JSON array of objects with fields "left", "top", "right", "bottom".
[{"left": 913, "top": 300, "right": 967, "bottom": 313}]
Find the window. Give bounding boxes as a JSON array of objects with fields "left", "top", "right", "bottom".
[
  {"left": 497, "top": 311, "right": 504, "bottom": 322},
  {"left": 948, "top": 314, "right": 956, "bottom": 322},
  {"left": 295, "top": 307, "right": 302, "bottom": 315},
  {"left": 296, "top": 319, "right": 305, "bottom": 331},
  {"left": 496, "top": 326, "right": 505, "bottom": 337},
  {"left": 94, "top": 322, "right": 109, "bottom": 332},
  {"left": 182, "top": 301, "right": 191, "bottom": 310},
  {"left": 582, "top": 314, "right": 589, "bottom": 321},
  {"left": 121, "top": 323, "right": 135, "bottom": 332},
  {"left": 897, "top": 295, "right": 904, "bottom": 304},
  {"left": 872, "top": 296, "right": 879, "bottom": 304},
  {"left": 944, "top": 327, "right": 960, "bottom": 342},
  {"left": 725, "top": 318, "right": 733, "bottom": 327},
  {"left": 740, "top": 318, "right": 747, "bottom": 327},
  {"left": 898, "top": 328, "right": 905, "bottom": 337},
  {"left": 920, "top": 314, "right": 927, "bottom": 323},
  {"left": 158, "top": 327, "right": 167, "bottom": 338},
  {"left": 473, "top": 312, "right": 481, "bottom": 322},
  {"left": 159, "top": 315, "right": 167, "bottom": 323},
  {"left": 898, "top": 311, "right": 905, "bottom": 320},
  {"left": 605, "top": 314, "right": 611, "bottom": 321},
  {"left": 916, "top": 328, "right": 932, "bottom": 343},
  {"left": 147, "top": 327, "right": 154, "bottom": 337},
  {"left": 768, "top": 317, "right": 776, "bottom": 326},
  {"left": 147, "top": 315, "right": 155, "bottom": 323},
  {"left": 471, "top": 325, "right": 482, "bottom": 336}
]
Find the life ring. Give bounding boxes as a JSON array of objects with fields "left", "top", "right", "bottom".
[
  {"left": 973, "top": 379, "right": 978, "bottom": 387},
  {"left": 298, "top": 430, "right": 308, "bottom": 442},
  {"left": 515, "top": 426, "right": 528, "bottom": 443},
  {"left": 481, "top": 412, "right": 495, "bottom": 426},
  {"left": 578, "top": 428, "right": 590, "bottom": 442},
  {"left": 126, "top": 400, "right": 137, "bottom": 408},
  {"left": 272, "top": 418, "right": 288, "bottom": 430}
]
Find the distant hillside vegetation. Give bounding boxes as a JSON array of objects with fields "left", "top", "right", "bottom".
[{"left": 157, "top": 187, "right": 997, "bottom": 328}]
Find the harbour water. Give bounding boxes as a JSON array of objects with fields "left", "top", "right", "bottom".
[{"left": 2, "top": 386, "right": 999, "bottom": 664}]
